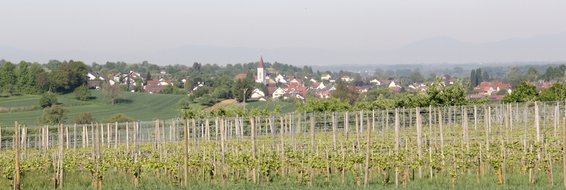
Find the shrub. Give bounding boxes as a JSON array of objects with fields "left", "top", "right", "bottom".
[
  {"left": 74, "top": 112, "right": 96, "bottom": 124},
  {"left": 39, "top": 93, "right": 58, "bottom": 108},
  {"left": 74, "top": 85, "right": 92, "bottom": 101},
  {"left": 105, "top": 113, "right": 135, "bottom": 123},
  {"left": 39, "top": 105, "right": 67, "bottom": 124}
]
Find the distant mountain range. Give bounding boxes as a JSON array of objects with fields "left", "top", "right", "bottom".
[{"left": 2, "top": 32, "right": 566, "bottom": 65}]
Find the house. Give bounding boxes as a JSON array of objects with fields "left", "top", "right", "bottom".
[
  {"left": 87, "top": 72, "right": 105, "bottom": 81},
  {"left": 474, "top": 81, "right": 512, "bottom": 95},
  {"left": 320, "top": 74, "right": 332, "bottom": 81},
  {"left": 356, "top": 86, "right": 369, "bottom": 94},
  {"left": 388, "top": 80, "right": 399, "bottom": 88},
  {"left": 310, "top": 82, "right": 326, "bottom": 90},
  {"left": 314, "top": 89, "right": 333, "bottom": 99},
  {"left": 341, "top": 76, "right": 354, "bottom": 82},
  {"left": 369, "top": 79, "right": 381, "bottom": 86},
  {"left": 275, "top": 74, "right": 287, "bottom": 84},
  {"left": 272, "top": 87, "right": 286, "bottom": 99},
  {"left": 408, "top": 83, "right": 428, "bottom": 92},
  {"left": 112, "top": 71, "right": 144, "bottom": 86},
  {"left": 250, "top": 88, "right": 266, "bottom": 101},
  {"left": 534, "top": 80, "right": 556, "bottom": 90},
  {"left": 388, "top": 81, "right": 402, "bottom": 92},
  {"left": 144, "top": 79, "right": 174, "bottom": 94}
]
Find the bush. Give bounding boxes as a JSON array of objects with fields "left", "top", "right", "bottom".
[
  {"left": 74, "top": 112, "right": 96, "bottom": 124},
  {"left": 105, "top": 113, "right": 135, "bottom": 123},
  {"left": 39, "top": 105, "right": 67, "bottom": 124},
  {"left": 39, "top": 93, "right": 58, "bottom": 108},
  {"left": 74, "top": 85, "right": 92, "bottom": 101},
  {"left": 177, "top": 97, "right": 192, "bottom": 110}
]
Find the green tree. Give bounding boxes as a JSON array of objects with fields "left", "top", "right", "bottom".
[
  {"left": 502, "top": 81, "right": 538, "bottom": 103},
  {"left": 331, "top": 80, "right": 359, "bottom": 104},
  {"left": 101, "top": 82, "right": 123, "bottom": 104},
  {"left": 427, "top": 78, "right": 468, "bottom": 106},
  {"left": 395, "top": 93, "right": 430, "bottom": 108},
  {"left": 355, "top": 95, "right": 396, "bottom": 110},
  {"left": 178, "top": 97, "right": 201, "bottom": 119},
  {"left": 134, "top": 79, "right": 143, "bottom": 92},
  {"left": 40, "top": 105, "right": 68, "bottom": 124},
  {"left": 538, "top": 83, "right": 566, "bottom": 102},
  {"left": 29, "top": 64, "right": 49, "bottom": 94},
  {"left": 48, "top": 60, "right": 88, "bottom": 93},
  {"left": 146, "top": 71, "right": 152, "bottom": 81},
  {"left": 526, "top": 67, "right": 539, "bottom": 81},
  {"left": 39, "top": 93, "right": 58, "bottom": 108},
  {"left": 408, "top": 69, "right": 425, "bottom": 83},
  {"left": 161, "top": 85, "right": 176, "bottom": 94},
  {"left": 504, "top": 67, "right": 526, "bottom": 87},
  {"left": 0, "top": 62, "right": 17, "bottom": 95},
  {"left": 232, "top": 78, "right": 253, "bottom": 103},
  {"left": 299, "top": 98, "right": 351, "bottom": 113},
  {"left": 30, "top": 64, "right": 51, "bottom": 94},
  {"left": 15, "top": 61, "right": 34, "bottom": 94},
  {"left": 74, "top": 112, "right": 96, "bottom": 124},
  {"left": 74, "top": 85, "right": 92, "bottom": 101}
]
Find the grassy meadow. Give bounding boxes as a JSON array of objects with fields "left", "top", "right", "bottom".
[
  {"left": 0, "top": 91, "right": 297, "bottom": 126},
  {"left": 0, "top": 90, "right": 189, "bottom": 126}
]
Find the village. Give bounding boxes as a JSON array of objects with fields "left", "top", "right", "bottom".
[{"left": 84, "top": 57, "right": 560, "bottom": 104}]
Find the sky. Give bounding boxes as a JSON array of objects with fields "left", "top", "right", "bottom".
[{"left": 1, "top": 0, "right": 566, "bottom": 65}]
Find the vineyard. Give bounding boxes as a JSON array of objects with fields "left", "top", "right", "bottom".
[{"left": 2, "top": 101, "right": 566, "bottom": 189}]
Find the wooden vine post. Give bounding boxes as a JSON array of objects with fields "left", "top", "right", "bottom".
[
  {"left": 0, "top": 125, "right": 2, "bottom": 150},
  {"left": 309, "top": 113, "right": 315, "bottom": 186},
  {"left": 14, "top": 122, "right": 21, "bottom": 190},
  {"left": 251, "top": 116, "right": 258, "bottom": 184},
  {"left": 332, "top": 113, "right": 337, "bottom": 151},
  {"left": 563, "top": 113, "right": 566, "bottom": 188},
  {"left": 56, "top": 124, "right": 65, "bottom": 189},
  {"left": 438, "top": 108, "right": 445, "bottom": 163},
  {"left": 220, "top": 117, "right": 226, "bottom": 185},
  {"left": 416, "top": 107, "right": 423, "bottom": 178},
  {"left": 363, "top": 109, "right": 372, "bottom": 187},
  {"left": 183, "top": 117, "right": 189, "bottom": 187},
  {"left": 394, "top": 108, "right": 400, "bottom": 187},
  {"left": 535, "top": 102, "right": 540, "bottom": 143}
]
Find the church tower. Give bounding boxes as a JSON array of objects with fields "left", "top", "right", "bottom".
[{"left": 256, "top": 57, "right": 266, "bottom": 84}]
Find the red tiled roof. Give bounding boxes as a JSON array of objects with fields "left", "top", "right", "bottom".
[
  {"left": 267, "top": 86, "right": 277, "bottom": 95},
  {"left": 234, "top": 73, "right": 247, "bottom": 80},
  {"left": 474, "top": 81, "right": 512, "bottom": 92},
  {"left": 147, "top": 80, "right": 160, "bottom": 86}
]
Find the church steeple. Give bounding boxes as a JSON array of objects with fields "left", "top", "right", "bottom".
[
  {"left": 258, "top": 56, "right": 265, "bottom": 68},
  {"left": 256, "top": 56, "right": 266, "bottom": 84}
]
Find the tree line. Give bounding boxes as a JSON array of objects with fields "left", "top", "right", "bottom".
[{"left": 0, "top": 60, "right": 88, "bottom": 96}]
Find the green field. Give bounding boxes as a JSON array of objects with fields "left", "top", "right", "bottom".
[{"left": 0, "top": 91, "right": 189, "bottom": 126}]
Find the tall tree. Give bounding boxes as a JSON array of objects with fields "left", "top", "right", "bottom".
[
  {"left": 232, "top": 78, "right": 253, "bottom": 103},
  {"left": 502, "top": 81, "right": 538, "bottom": 103},
  {"left": 0, "top": 62, "right": 17, "bottom": 95},
  {"left": 526, "top": 67, "right": 539, "bottom": 81},
  {"left": 48, "top": 60, "right": 88, "bottom": 93},
  {"left": 101, "top": 82, "right": 123, "bottom": 105},
  {"left": 427, "top": 77, "right": 468, "bottom": 106},
  {"left": 504, "top": 67, "right": 525, "bottom": 87},
  {"left": 331, "top": 80, "right": 359, "bottom": 104}
]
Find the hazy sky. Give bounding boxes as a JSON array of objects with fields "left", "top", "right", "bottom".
[{"left": 1, "top": 0, "right": 566, "bottom": 64}]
